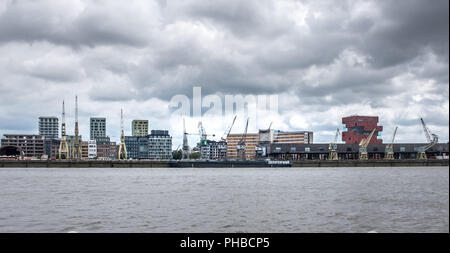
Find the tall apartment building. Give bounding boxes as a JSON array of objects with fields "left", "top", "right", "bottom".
[
  {"left": 90, "top": 117, "right": 106, "bottom": 140},
  {"left": 342, "top": 115, "right": 383, "bottom": 144},
  {"left": 148, "top": 130, "right": 172, "bottom": 160},
  {"left": 1, "top": 134, "right": 45, "bottom": 157},
  {"left": 132, "top": 120, "right": 149, "bottom": 137},
  {"left": 39, "top": 116, "right": 59, "bottom": 138}
]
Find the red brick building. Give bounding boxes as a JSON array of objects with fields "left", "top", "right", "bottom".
[{"left": 342, "top": 115, "right": 383, "bottom": 144}]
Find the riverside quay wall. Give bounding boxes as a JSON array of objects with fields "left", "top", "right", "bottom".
[{"left": 0, "top": 159, "right": 448, "bottom": 168}]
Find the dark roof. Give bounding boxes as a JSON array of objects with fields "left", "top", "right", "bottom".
[{"left": 267, "top": 143, "right": 449, "bottom": 154}]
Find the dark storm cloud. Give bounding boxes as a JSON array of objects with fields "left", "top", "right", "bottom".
[
  {"left": 363, "top": 0, "right": 449, "bottom": 67},
  {"left": 0, "top": 0, "right": 150, "bottom": 48}
]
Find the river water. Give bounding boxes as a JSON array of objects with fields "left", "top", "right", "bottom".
[{"left": 0, "top": 166, "right": 448, "bottom": 233}]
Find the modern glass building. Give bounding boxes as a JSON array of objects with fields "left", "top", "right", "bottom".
[
  {"left": 125, "top": 136, "right": 149, "bottom": 159},
  {"left": 148, "top": 130, "right": 172, "bottom": 160}
]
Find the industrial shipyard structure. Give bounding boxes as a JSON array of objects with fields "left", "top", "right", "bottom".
[{"left": 0, "top": 97, "right": 448, "bottom": 163}]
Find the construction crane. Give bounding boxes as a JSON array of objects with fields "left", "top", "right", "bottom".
[
  {"left": 237, "top": 118, "right": 249, "bottom": 161},
  {"left": 416, "top": 118, "right": 438, "bottom": 160},
  {"left": 358, "top": 128, "right": 376, "bottom": 160},
  {"left": 328, "top": 128, "right": 340, "bottom": 160},
  {"left": 184, "top": 122, "right": 215, "bottom": 142},
  {"left": 198, "top": 121, "right": 208, "bottom": 146},
  {"left": 384, "top": 126, "right": 398, "bottom": 160},
  {"left": 221, "top": 115, "right": 237, "bottom": 141}
]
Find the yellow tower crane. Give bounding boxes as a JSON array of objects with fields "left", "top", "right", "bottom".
[
  {"left": 358, "top": 128, "right": 376, "bottom": 160},
  {"left": 328, "top": 128, "right": 340, "bottom": 160},
  {"left": 384, "top": 126, "right": 398, "bottom": 160},
  {"left": 58, "top": 100, "right": 69, "bottom": 160}
]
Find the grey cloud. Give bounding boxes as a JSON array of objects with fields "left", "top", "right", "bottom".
[
  {"left": 0, "top": 0, "right": 447, "bottom": 144},
  {"left": 0, "top": 1, "right": 151, "bottom": 48},
  {"left": 362, "top": 0, "right": 449, "bottom": 67},
  {"left": 183, "top": 0, "right": 288, "bottom": 38}
]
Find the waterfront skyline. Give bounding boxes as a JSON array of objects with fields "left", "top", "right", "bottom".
[{"left": 0, "top": 0, "right": 448, "bottom": 147}]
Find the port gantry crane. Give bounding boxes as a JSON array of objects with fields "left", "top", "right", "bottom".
[
  {"left": 237, "top": 118, "right": 249, "bottom": 161},
  {"left": 358, "top": 128, "right": 376, "bottom": 160},
  {"left": 118, "top": 109, "right": 127, "bottom": 160},
  {"left": 416, "top": 118, "right": 438, "bottom": 160},
  {"left": 58, "top": 100, "right": 69, "bottom": 160},
  {"left": 384, "top": 126, "right": 398, "bottom": 160},
  {"left": 328, "top": 128, "right": 340, "bottom": 160},
  {"left": 71, "top": 96, "right": 82, "bottom": 160},
  {"left": 182, "top": 118, "right": 189, "bottom": 159}
]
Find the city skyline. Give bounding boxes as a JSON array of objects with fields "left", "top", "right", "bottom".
[{"left": 0, "top": 0, "right": 448, "bottom": 148}]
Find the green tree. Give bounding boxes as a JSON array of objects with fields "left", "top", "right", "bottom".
[
  {"left": 172, "top": 150, "right": 183, "bottom": 160},
  {"left": 189, "top": 152, "right": 201, "bottom": 160}
]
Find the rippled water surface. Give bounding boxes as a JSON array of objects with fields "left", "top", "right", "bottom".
[{"left": 0, "top": 166, "right": 448, "bottom": 233}]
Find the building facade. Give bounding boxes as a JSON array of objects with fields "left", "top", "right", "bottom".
[
  {"left": 226, "top": 130, "right": 314, "bottom": 160},
  {"left": 39, "top": 116, "right": 59, "bottom": 139},
  {"left": 265, "top": 143, "right": 449, "bottom": 160},
  {"left": 109, "top": 142, "right": 118, "bottom": 160},
  {"left": 90, "top": 117, "right": 106, "bottom": 140},
  {"left": 148, "top": 130, "right": 172, "bottom": 160},
  {"left": 1, "top": 134, "right": 45, "bottom": 158},
  {"left": 88, "top": 140, "right": 97, "bottom": 159},
  {"left": 226, "top": 133, "right": 259, "bottom": 160},
  {"left": 132, "top": 120, "right": 149, "bottom": 137},
  {"left": 342, "top": 115, "right": 383, "bottom": 144},
  {"left": 273, "top": 130, "right": 313, "bottom": 144},
  {"left": 44, "top": 138, "right": 60, "bottom": 159},
  {"left": 199, "top": 140, "right": 227, "bottom": 160},
  {"left": 125, "top": 136, "right": 149, "bottom": 159},
  {"left": 81, "top": 141, "right": 89, "bottom": 159}
]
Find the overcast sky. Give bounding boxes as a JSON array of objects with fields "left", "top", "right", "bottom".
[{"left": 0, "top": 0, "right": 448, "bottom": 147}]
